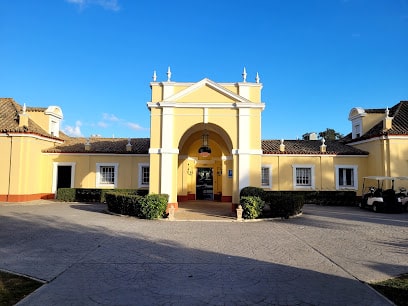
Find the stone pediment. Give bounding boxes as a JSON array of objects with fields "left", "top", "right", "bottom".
[{"left": 164, "top": 78, "right": 252, "bottom": 104}]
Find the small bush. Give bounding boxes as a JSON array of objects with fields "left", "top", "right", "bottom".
[
  {"left": 240, "top": 196, "right": 265, "bottom": 219},
  {"left": 138, "top": 194, "right": 168, "bottom": 219},
  {"left": 56, "top": 188, "right": 76, "bottom": 201}
]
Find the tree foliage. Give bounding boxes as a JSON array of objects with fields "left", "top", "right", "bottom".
[{"left": 319, "top": 128, "right": 343, "bottom": 140}]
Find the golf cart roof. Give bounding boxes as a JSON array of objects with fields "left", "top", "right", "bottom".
[
  {"left": 363, "top": 176, "right": 395, "bottom": 181},
  {"left": 363, "top": 176, "right": 408, "bottom": 181}
]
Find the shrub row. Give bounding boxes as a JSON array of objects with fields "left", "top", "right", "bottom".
[
  {"left": 56, "top": 188, "right": 149, "bottom": 203},
  {"left": 240, "top": 186, "right": 357, "bottom": 219},
  {"left": 105, "top": 191, "right": 169, "bottom": 219},
  {"left": 240, "top": 187, "right": 357, "bottom": 207}
]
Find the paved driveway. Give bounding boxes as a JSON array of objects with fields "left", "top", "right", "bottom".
[{"left": 0, "top": 201, "right": 407, "bottom": 305}]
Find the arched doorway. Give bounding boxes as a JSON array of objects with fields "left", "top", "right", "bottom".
[{"left": 177, "top": 123, "right": 233, "bottom": 203}]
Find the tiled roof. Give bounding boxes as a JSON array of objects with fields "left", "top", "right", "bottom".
[
  {"left": 43, "top": 137, "right": 150, "bottom": 154},
  {"left": 349, "top": 101, "right": 408, "bottom": 142},
  {"left": 262, "top": 140, "right": 368, "bottom": 155},
  {"left": 0, "top": 98, "right": 57, "bottom": 139}
]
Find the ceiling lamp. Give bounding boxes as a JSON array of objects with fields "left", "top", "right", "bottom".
[{"left": 198, "top": 130, "right": 211, "bottom": 157}]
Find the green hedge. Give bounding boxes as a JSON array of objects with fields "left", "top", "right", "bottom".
[
  {"left": 56, "top": 188, "right": 149, "bottom": 203},
  {"left": 105, "top": 191, "right": 169, "bottom": 219},
  {"left": 240, "top": 186, "right": 265, "bottom": 198},
  {"left": 263, "top": 193, "right": 305, "bottom": 218}
]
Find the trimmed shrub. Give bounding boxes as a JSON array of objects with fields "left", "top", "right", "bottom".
[
  {"left": 138, "top": 194, "right": 168, "bottom": 219},
  {"left": 240, "top": 196, "right": 265, "bottom": 219},
  {"left": 105, "top": 192, "right": 142, "bottom": 216},
  {"left": 240, "top": 186, "right": 265, "bottom": 199},
  {"left": 267, "top": 194, "right": 304, "bottom": 218},
  {"left": 56, "top": 188, "right": 143, "bottom": 203},
  {"left": 56, "top": 188, "right": 76, "bottom": 202}
]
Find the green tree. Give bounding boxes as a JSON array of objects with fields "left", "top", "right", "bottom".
[{"left": 318, "top": 128, "right": 343, "bottom": 140}]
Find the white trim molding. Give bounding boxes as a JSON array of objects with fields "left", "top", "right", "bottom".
[
  {"left": 292, "top": 164, "right": 315, "bottom": 189},
  {"left": 335, "top": 165, "right": 358, "bottom": 190},
  {"left": 52, "top": 162, "right": 76, "bottom": 194},
  {"left": 96, "top": 163, "right": 118, "bottom": 188},
  {"left": 138, "top": 163, "right": 150, "bottom": 188},
  {"left": 261, "top": 164, "right": 272, "bottom": 189}
]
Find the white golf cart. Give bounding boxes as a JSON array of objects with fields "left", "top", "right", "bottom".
[{"left": 360, "top": 176, "right": 408, "bottom": 213}]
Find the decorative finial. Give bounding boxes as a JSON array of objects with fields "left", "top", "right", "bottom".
[
  {"left": 385, "top": 107, "right": 389, "bottom": 117},
  {"left": 242, "top": 67, "right": 247, "bottom": 82},
  {"left": 167, "top": 66, "right": 172, "bottom": 82},
  {"left": 280, "top": 139, "right": 284, "bottom": 145},
  {"left": 23, "top": 103, "right": 26, "bottom": 114},
  {"left": 321, "top": 137, "right": 326, "bottom": 145},
  {"left": 152, "top": 70, "right": 157, "bottom": 82},
  {"left": 255, "top": 72, "right": 260, "bottom": 84}
]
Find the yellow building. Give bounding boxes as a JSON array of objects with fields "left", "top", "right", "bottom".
[{"left": 1, "top": 71, "right": 407, "bottom": 205}]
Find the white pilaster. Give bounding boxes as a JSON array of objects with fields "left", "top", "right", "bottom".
[{"left": 238, "top": 108, "right": 251, "bottom": 191}]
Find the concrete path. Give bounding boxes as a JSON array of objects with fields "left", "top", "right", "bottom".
[{"left": 0, "top": 200, "right": 407, "bottom": 305}]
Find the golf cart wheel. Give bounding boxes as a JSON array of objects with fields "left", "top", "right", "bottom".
[{"left": 373, "top": 202, "right": 380, "bottom": 213}]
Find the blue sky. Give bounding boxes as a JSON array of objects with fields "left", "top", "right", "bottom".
[{"left": 1, "top": 0, "right": 407, "bottom": 140}]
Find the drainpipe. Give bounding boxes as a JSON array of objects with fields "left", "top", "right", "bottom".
[{"left": 6, "top": 133, "right": 13, "bottom": 202}]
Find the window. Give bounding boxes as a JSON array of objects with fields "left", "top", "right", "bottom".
[
  {"left": 354, "top": 124, "right": 361, "bottom": 138},
  {"left": 138, "top": 163, "right": 150, "bottom": 187},
  {"left": 100, "top": 166, "right": 115, "bottom": 184},
  {"left": 96, "top": 163, "right": 118, "bottom": 188},
  {"left": 261, "top": 165, "right": 272, "bottom": 188},
  {"left": 335, "top": 165, "right": 358, "bottom": 190},
  {"left": 293, "top": 165, "right": 315, "bottom": 189}
]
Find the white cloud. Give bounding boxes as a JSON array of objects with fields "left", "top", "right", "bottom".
[
  {"left": 63, "top": 120, "right": 83, "bottom": 137},
  {"left": 66, "top": 0, "right": 120, "bottom": 11},
  {"left": 97, "top": 121, "right": 108, "bottom": 128},
  {"left": 126, "top": 122, "right": 144, "bottom": 131},
  {"left": 102, "top": 113, "right": 120, "bottom": 122}
]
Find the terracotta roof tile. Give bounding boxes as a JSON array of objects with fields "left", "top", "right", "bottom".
[
  {"left": 262, "top": 140, "right": 368, "bottom": 155},
  {"left": 348, "top": 101, "right": 408, "bottom": 142},
  {"left": 0, "top": 98, "right": 58, "bottom": 139},
  {"left": 43, "top": 137, "right": 150, "bottom": 154}
]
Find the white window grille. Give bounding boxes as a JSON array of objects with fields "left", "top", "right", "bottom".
[
  {"left": 96, "top": 163, "right": 118, "bottom": 188},
  {"left": 261, "top": 166, "right": 271, "bottom": 188},
  {"left": 335, "top": 165, "right": 358, "bottom": 190},
  {"left": 293, "top": 165, "right": 315, "bottom": 189}
]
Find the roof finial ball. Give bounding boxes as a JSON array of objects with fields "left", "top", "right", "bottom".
[
  {"left": 242, "top": 67, "right": 247, "bottom": 82},
  {"left": 167, "top": 66, "right": 172, "bottom": 82}
]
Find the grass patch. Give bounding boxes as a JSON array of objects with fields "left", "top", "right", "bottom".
[
  {"left": 0, "top": 271, "right": 42, "bottom": 306},
  {"left": 370, "top": 273, "right": 408, "bottom": 306}
]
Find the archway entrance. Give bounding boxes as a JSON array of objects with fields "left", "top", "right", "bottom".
[{"left": 177, "top": 123, "right": 233, "bottom": 204}]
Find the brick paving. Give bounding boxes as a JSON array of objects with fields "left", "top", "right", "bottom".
[{"left": 1, "top": 200, "right": 407, "bottom": 305}]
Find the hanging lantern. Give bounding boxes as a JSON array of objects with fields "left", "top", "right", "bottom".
[{"left": 198, "top": 130, "right": 211, "bottom": 157}]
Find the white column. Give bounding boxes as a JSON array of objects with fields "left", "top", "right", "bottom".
[
  {"left": 160, "top": 107, "right": 178, "bottom": 201},
  {"left": 238, "top": 108, "right": 251, "bottom": 191}
]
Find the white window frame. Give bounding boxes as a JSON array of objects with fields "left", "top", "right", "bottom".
[
  {"left": 52, "top": 162, "right": 76, "bottom": 194},
  {"left": 335, "top": 165, "right": 358, "bottom": 190},
  {"left": 352, "top": 118, "right": 363, "bottom": 139},
  {"left": 261, "top": 165, "right": 272, "bottom": 189},
  {"left": 138, "top": 163, "right": 150, "bottom": 188},
  {"left": 96, "top": 163, "right": 118, "bottom": 188},
  {"left": 292, "top": 164, "right": 315, "bottom": 189}
]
